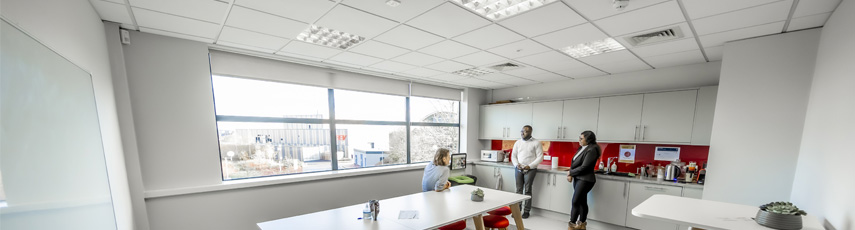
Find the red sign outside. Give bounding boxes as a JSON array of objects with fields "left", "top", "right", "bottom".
[{"left": 336, "top": 135, "right": 347, "bottom": 141}]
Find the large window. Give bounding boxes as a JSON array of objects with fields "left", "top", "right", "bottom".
[{"left": 212, "top": 76, "right": 460, "bottom": 180}]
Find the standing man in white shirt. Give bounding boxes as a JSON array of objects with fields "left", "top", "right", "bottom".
[{"left": 512, "top": 125, "right": 543, "bottom": 219}]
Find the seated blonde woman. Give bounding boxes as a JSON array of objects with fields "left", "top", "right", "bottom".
[{"left": 421, "top": 148, "right": 451, "bottom": 192}]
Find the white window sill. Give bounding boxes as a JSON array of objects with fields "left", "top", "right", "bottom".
[{"left": 144, "top": 163, "right": 430, "bottom": 199}]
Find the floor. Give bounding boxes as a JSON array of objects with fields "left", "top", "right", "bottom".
[{"left": 461, "top": 212, "right": 634, "bottom": 230}]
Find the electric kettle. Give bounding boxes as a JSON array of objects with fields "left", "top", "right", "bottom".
[{"left": 665, "top": 163, "right": 682, "bottom": 181}]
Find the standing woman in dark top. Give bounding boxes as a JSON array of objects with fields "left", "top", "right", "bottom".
[{"left": 566, "top": 130, "right": 601, "bottom": 230}]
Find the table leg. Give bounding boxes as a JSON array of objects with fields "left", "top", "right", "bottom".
[
  {"left": 510, "top": 203, "right": 525, "bottom": 230},
  {"left": 472, "top": 214, "right": 486, "bottom": 230}
]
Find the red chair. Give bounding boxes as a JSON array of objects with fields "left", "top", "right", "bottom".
[
  {"left": 483, "top": 215, "right": 510, "bottom": 230},
  {"left": 487, "top": 206, "right": 513, "bottom": 216},
  {"left": 438, "top": 220, "right": 466, "bottom": 230}
]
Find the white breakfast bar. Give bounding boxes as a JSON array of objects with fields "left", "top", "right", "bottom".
[{"left": 257, "top": 185, "right": 530, "bottom": 230}]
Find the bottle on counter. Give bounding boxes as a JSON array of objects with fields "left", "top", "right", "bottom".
[
  {"left": 599, "top": 161, "right": 605, "bottom": 171},
  {"left": 698, "top": 163, "right": 707, "bottom": 184},
  {"left": 362, "top": 204, "right": 372, "bottom": 220},
  {"left": 610, "top": 161, "right": 617, "bottom": 173}
]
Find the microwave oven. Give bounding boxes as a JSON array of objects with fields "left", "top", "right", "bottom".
[{"left": 481, "top": 150, "right": 505, "bottom": 162}]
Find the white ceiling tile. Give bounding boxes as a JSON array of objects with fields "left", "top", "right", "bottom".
[
  {"left": 369, "top": 61, "right": 417, "bottom": 73},
  {"left": 234, "top": 0, "right": 334, "bottom": 23},
  {"left": 218, "top": 27, "right": 290, "bottom": 50},
  {"left": 452, "top": 24, "right": 526, "bottom": 49},
  {"left": 515, "top": 51, "right": 587, "bottom": 71},
  {"left": 453, "top": 78, "right": 512, "bottom": 89},
  {"left": 133, "top": 8, "right": 220, "bottom": 38},
  {"left": 487, "top": 40, "right": 551, "bottom": 59},
  {"left": 501, "top": 66, "right": 549, "bottom": 77},
  {"left": 590, "top": 57, "right": 652, "bottom": 74},
  {"left": 489, "top": 76, "right": 540, "bottom": 86},
  {"left": 787, "top": 13, "right": 832, "bottom": 31},
  {"left": 453, "top": 51, "right": 508, "bottom": 67},
  {"left": 477, "top": 73, "right": 520, "bottom": 81},
  {"left": 349, "top": 41, "right": 410, "bottom": 59},
  {"left": 225, "top": 6, "right": 308, "bottom": 39},
  {"left": 394, "top": 52, "right": 445, "bottom": 66},
  {"left": 594, "top": 1, "right": 685, "bottom": 36},
  {"left": 138, "top": 27, "right": 214, "bottom": 43},
  {"left": 429, "top": 73, "right": 469, "bottom": 82},
  {"left": 682, "top": 0, "right": 782, "bottom": 20},
  {"left": 91, "top": 0, "right": 133, "bottom": 25},
  {"left": 327, "top": 52, "right": 384, "bottom": 66},
  {"left": 373, "top": 25, "right": 445, "bottom": 50},
  {"left": 642, "top": 49, "right": 706, "bottom": 68},
  {"left": 533, "top": 23, "right": 608, "bottom": 49},
  {"left": 274, "top": 51, "right": 326, "bottom": 62},
  {"left": 418, "top": 40, "right": 480, "bottom": 59},
  {"left": 129, "top": 0, "right": 227, "bottom": 23},
  {"left": 577, "top": 50, "right": 638, "bottom": 65},
  {"left": 403, "top": 68, "right": 445, "bottom": 78},
  {"left": 630, "top": 38, "right": 700, "bottom": 57},
  {"left": 216, "top": 40, "right": 278, "bottom": 53},
  {"left": 498, "top": 2, "right": 586, "bottom": 37},
  {"left": 525, "top": 71, "right": 571, "bottom": 82},
  {"left": 407, "top": 2, "right": 492, "bottom": 38},
  {"left": 101, "top": 0, "right": 124, "bottom": 4},
  {"left": 426, "top": 60, "right": 472, "bottom": 72},
  {"left": 341, "top": 0, "right": 445, "bottom": 22},
  {"left": 703, "top": 46, "right": 724, "bottom": 61},
  {"left": 793, "top": 0, "right": 841, "bottom": 17},
  {"left": 315, "top": 5, "right": 398, "bottom": 38},
  {"left": 279, "top": 41, "right": 343, "bottom": 59},
  {"left": 554, "top": 65, "right": 606, "bottom": 78},
  {"left": 562, "top": 0, "right": 670, "bottom": 21},
  {"left": 692, "top": 1, "right": 790, "bottom": 36},
  {"left": 698, "top": 21, "right": 784, "bottom": 47},
  {"left": 616, "top": 22, "right": 694, "bottom": 48},
  {"left": 323, "top": 60, "right": 364, "bottom": 69}
]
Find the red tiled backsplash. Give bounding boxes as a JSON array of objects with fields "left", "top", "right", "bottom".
[{"left": 491, "top": 140, "right": 709, "bottom": 173}]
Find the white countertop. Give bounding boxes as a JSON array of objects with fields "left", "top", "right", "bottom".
[
  {"left": 473, "top": 161, "right": 704, "bottom": 189},
  {"left": 632, "top": 194, "right": 823, "bottom": 230}
]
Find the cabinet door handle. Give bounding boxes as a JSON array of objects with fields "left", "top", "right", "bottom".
[
  {"left": 623, "top": 183, "right": 627, "bottom": 198},
  {"left": 641, "top": 125, "right": 646, "bottom": 141},
  {"left": 557, "top": 127, "right": 561, "bottom": 139},
  {"left": 553, "top": 174, "right": 556, "bottom": 186},
  {"left": 634, "top": 125, "right": 639, "bottom": 141},
  {"left": 547, "top": 174, "right": 551, "bottom": 185}
]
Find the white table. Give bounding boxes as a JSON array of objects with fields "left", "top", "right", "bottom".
[
  {"left": 257, "top": 185, "right": 530, "bottom": 230},
  {"left": 632, "top": 194, "right": 824, "bottom": 230}
]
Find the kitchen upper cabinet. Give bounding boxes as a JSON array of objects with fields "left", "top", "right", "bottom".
[
  {"left": 532, "top": 101, "right": 564, "bottom": 140},
  {"left": 561, "top": 98, "right": 600, "bottom": 140},
  {"left": 597, "top": 95, "right": 644, "bottom": 142},
  {"left": 587, "top": 179, "right": 629, "bottom": 226},
  {"left": 691, "top": 86, "right": 718, "bottom": 145},
  {"left": 626, "top": 183, "right": 682, "bottom": 230},
  {"left": 479, "top": 103, "right": 533, "bottom": 140},
  {"left": 640, "top": 90, "right": 697, "bottom": 143}
]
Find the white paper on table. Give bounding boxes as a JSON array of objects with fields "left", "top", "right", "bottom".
[
  {"left": 619, "top": 145, "right": 636, "bottom": 163},
  {"left": 398, "top": 210, "right": 419, "bottom": 219},
  {"left": 654, "top": 147, "right": 680, "bottom": 161}
]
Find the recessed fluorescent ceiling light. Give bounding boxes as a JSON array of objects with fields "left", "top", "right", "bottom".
[
  {"left": 453, "top": 67, "right": 494, "bottom": 77},
  {"left": 451, "top": 0, "right": 557, "bottom": 21},
  {"left": 561, "top": 38, "right": 626, "bottom": 58},
  {"left": 296, "top": 25, "right": 365, "bottom": 49}
]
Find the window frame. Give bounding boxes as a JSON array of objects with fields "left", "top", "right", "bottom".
[{"left": 212, "top": 75, "right": 461, "bottom": 181}]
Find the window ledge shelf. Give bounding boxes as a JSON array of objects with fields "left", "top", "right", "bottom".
[{"left": 144, "top": 163, "right": 430, "bottom": 199}]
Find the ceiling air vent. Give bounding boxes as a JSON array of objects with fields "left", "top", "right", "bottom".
[
  {"left": 488, "top": 62, "right": 524, "bottom": 72},
  {"left": 624, "top": 27, "right": 685, "bottom": 47}
]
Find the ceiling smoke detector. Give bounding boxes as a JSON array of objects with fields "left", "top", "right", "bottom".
[
  {"left": 386, "top": 0, "right": 401, "bottom": 7},
  {"left": 624, "top": 27, "right": 685, "bottom": 47},
  {"left": 488, "top": 62, "right": 524, "bottom": 72},
  {"left": 613, "top": 0, "right": 629, "bottom": 10}
]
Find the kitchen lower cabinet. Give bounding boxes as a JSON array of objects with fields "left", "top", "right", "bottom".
[
  {"left": 472, "top": 165, "right": 498, "bottom": 189},
  {"left": 499, "top": 167, "right": 517, "bottom": 193},
  {"left": 679, "top": 188, "right": 704, "bottom": 230},
  {"left": 531, "top": 173, "right": 575, "bottom": 213},
  {"left": 587, "top": 179, "right": 629, "bottom": 226},
  {"left": 626, "top": 183, "right": 683, "bottom": 230},
  {"left": 531, "top": 173, "right": 553, "bottom": 210}
]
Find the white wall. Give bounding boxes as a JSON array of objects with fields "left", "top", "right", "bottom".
[
  {"left": 790, "top": 0, "right": 855, "bottom": 229},
  {"left": 0, "top": 0, "right": 132, "bottom": 229},
  {"left": 489, "top": 61, "right": 721, "bottom": 103},
  {"left": 703, "top": 29, "right": 821, "bottom": 206},
  {"left": 463, "top": 88, "right": 488, "bottom": 161}
]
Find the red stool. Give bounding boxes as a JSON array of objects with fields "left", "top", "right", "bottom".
[
  {"left": 438, "top": 220, "right": 466, "bottom": 230},
  {"left": 483, "top": 215, "right": 510, "bottom": 230},
  {"left": 487, "top": 206, "right": 513, "bottom": 216}
]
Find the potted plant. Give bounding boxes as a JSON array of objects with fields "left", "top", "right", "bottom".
[
  {"left": 471, "top": 188, "right": 484, "bottom": 202},
  {"left": 755, "top": 201, "right": 807, "bottom": 230}
]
